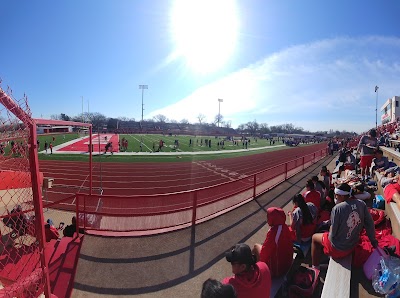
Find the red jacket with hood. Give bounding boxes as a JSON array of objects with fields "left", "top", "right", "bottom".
[{"left": 259, "top": 207, "right": 294, "bottom": 277}]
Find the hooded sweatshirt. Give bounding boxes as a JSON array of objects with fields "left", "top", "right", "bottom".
[
  {"left": 222, "top": 261, "right": 271, "bottom": 298},
  {"left": 259, "top": 207, "right": 293, "bottom": 277}
]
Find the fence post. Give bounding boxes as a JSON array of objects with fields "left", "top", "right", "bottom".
[
  {"left": 83, "top": 195, "right": 87, "bottom": 231},
  {"left": 76, "top": 194, "right": 80, "bottom": 237},
  {"left": 302, "top": 157, "right": 305, "bottom": 170},
  {"left": 191, "top": 191, "right": 198, "bottom": 227},
  {"left": 285, "top": 162, "right": 288, "bottom": 180},
  {"left": 253, "top": 174, "right": 257, "bottom": 198},
  {"left": 313, "top": 152, "right": 316, "bottom": 163}
]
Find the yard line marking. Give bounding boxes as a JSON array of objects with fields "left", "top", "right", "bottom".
[
  {"left": 128, "top": 134, "right": 152, "bottom": 151},
  {"left": 194, "top": 161, "right": 236, "bottom": 181}
]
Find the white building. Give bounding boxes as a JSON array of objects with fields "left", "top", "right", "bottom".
[{"left": 381, "top": 96, "right": 400, "bottom": 124}]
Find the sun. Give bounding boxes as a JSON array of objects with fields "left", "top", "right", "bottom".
[{"left": 170, "top": 0, "right": 239, "bottom": 73}]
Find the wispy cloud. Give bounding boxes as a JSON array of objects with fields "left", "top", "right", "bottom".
[{"left": 148, "top": 36, "right": 400, "bottom": 133}]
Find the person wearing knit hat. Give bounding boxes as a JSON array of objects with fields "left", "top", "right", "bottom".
[
  {"left": 311, "top": 183, "right": 378, "bottom": 268},
  {"left": 222, "top": 243, "right": 271, "bottom": 298}
]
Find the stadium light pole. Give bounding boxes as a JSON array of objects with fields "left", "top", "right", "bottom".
[
  {"left": 81, "top": 96, "right": 84, "bottom": 123},
  {"left": 139, "top": 85, "right": 148, "bottom": 122},
  {"left": 375, "top": 85, "right": 379, "bottom": 130},
  {"left": 218, "top": 98, "right": 223, "bottom": 127}
]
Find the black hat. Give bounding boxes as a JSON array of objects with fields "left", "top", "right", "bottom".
[{"left": 225, "top": 243, "right": 255, "bottom": 265}]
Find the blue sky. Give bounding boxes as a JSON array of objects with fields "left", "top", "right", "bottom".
[{"left": 1, "top": 0, "right": 400, "bottom": 133}]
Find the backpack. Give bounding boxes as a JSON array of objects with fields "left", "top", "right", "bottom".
[{"left": 288, "top": 266, "right": 320, "bottom": 297}]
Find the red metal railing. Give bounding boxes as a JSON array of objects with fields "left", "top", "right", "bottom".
[{"left": 70, "top": 148, "right": 328, "bottom": 235}]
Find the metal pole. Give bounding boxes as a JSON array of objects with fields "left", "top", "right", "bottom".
[
  {"left": 218, "top": 98, "right": 223, "bottom": 127},
  {"left": 218, "top": 101, "right": 220, "bottom": 127},
  {"left": 141, "top": 88, "right": 144, "bottom": 122},
  {"left": 139, "top": 85, "right": 148, "bottom": 123},
  {"left": 29, "top": 123, "right": 52, "bottom": 298},
  {"left": 376, "top": 88, "right": 378, "bottom": 130},
  {"left": 89, "top": 126, "right": 93, "bottom": 195},
  {"left": 81, "top": 96, "right": 84, "bottom": 123}
]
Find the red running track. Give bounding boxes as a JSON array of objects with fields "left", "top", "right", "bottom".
[{"left": 39, "top": 143, "right": 327, "bottom": 207}]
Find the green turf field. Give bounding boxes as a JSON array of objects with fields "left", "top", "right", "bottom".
[
  {"left": 35, "top": 132, "right": 293, "bottom": 163},
  {"left": 119, "top": 134, "right": 282, "bottom": 153},
  {"left": 37, "top": 133, "right": 80, "bottom": 150}
]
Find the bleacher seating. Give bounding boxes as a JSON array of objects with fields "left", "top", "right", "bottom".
[{"left": 321, "top": 255, "right": 352, "bottom": 298}]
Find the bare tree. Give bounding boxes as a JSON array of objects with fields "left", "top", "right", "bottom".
[
  {"left": 214, "top": 114, "right": 224, "bottom": 126},
  {"left": 224, "top": 120, "right": 232, "bottom": 128},
  {"left": 245, "top": 120, "right": 259, "bottom": 135},
  {"left": 50, "top": 114, "right": 61, "bottom": 120},
  {"left": 259, "top": 123, "right": 270, "bottom": 134},
  {"left": 197, "top": 113, "right": 206, "bottom": 124},
  {"left": 180, "top": 119, "right": 190, "bottom": 124},
  {"left": 153, "top": 114, "right": 168, "bottom": 123}
]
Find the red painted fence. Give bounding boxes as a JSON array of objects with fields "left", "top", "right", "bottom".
[{"left": 68, "top": 148, "right": 327, "bottom": 236}]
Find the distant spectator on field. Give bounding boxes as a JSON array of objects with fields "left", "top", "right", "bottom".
[
  {"left": 201, "top": 279, "right": 237, "bottom": 298},
  {"left": 357, "top": 128, "right": 378, "bottom": 179},
  {"left": 253, "top": 207, "right": 293, "bottom": 277},
  {"left": 223, "top": 243, "right": 271, "bottom": 298},
  {"left": 49, "top": 142, "right": 53, "bottom": 154},
  {"left": 52, "top": 136, "right": 55, "bottom": 142},
  {"left": 105, "top": 141, "right": 112, "bottom": 154},
  {"left": 44, "top": 141, "right": 48, "bottom": 153},
  {"left": 36, "top": 140, "right": 40, "bottom": 150}
]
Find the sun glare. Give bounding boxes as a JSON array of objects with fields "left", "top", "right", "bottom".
[{"left": 170, "top": 0, "right": 239, "bottom": 73}]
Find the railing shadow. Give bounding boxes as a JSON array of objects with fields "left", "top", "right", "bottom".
[{"left": 72, "top": 155, "right": 336, "bottom": 295}]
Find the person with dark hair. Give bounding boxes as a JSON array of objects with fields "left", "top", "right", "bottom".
[
  {"left": 351, "top": 182, "right": 371, "bottom": 201},
  {"left": 371, "top": 149, "right": 390, "bottom": 175},
  {"left": 320, "top": 167, "right": 332, "bottom": 191},
  {"left": 343, "top": 150, "right": 356, "bottom": 170},
  {"left": 253, "top": 207, "right": 293, "bottom": 277},
  {"left": 289, "top": 194, "right": 317, "bottom": 243},
  {"left": 223, "top": 243, "right": 271, "bottom": 298},
  {"left": 357, "top": 129, "right": 378, "bottom": 179},
  {"left": 201, "top": 279, "right": 237, "bottom": 298},
  {"left": 311, "top": 183, "right": 378, "bottom": 269},
  {"left": 303, "top": 179, "right": 321, "bottom": 211}
]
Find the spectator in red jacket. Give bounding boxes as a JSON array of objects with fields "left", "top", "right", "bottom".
[
  {"left": 303, "top": 179, "right": 321, "bottom": 211},
  {"left": 253, "top": 207, "right": 293, "bottom": 277},
  {"left": 223, "top": 243, "right": 271, "bottom": 298}
]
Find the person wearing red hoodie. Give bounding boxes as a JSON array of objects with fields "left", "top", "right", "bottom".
[
  {"left": 223, "top": 243, "right": 271, "bottom": 298},
  {"left": 253, "top": 207, "right": 293, "bottom": 277},
  {"left": 303, "top": 179, "right": 321, "bottom": 211}
]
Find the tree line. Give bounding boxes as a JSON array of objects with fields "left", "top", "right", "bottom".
[{"left": 50, "top": 112, "right": 354, "bottom": 135}]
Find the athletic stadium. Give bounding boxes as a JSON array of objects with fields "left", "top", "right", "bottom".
[{"left": 2, "top": 2, "right": 400, "bottom": 298}]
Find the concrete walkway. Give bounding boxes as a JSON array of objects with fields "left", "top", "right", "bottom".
[{"left": 71, "top": 155, "right": 337, "bottom": 298}]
